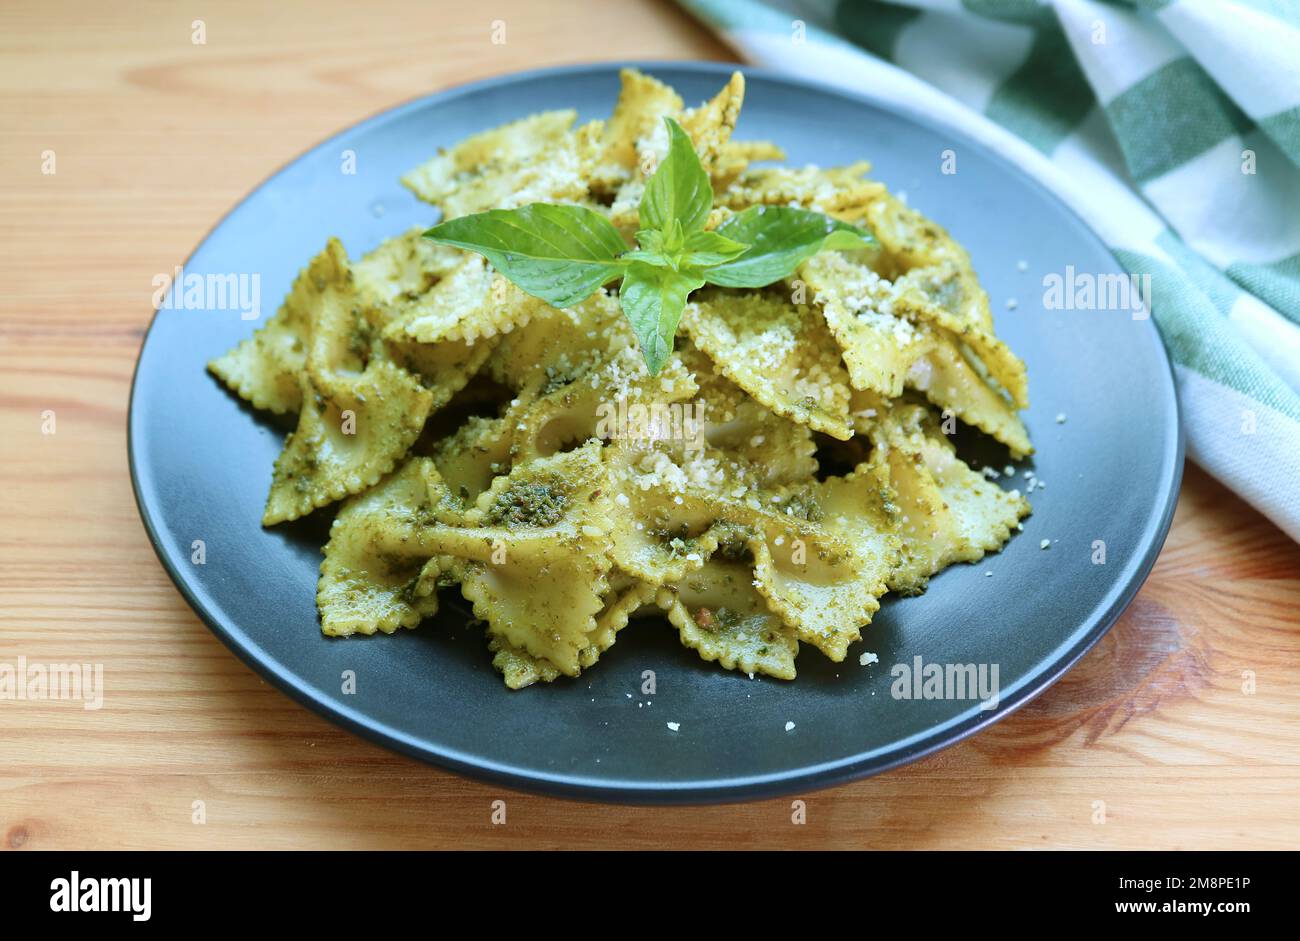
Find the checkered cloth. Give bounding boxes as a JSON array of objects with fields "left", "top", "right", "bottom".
[{"left": 678, "top": 0, "right": 1300, "bottom": 541}]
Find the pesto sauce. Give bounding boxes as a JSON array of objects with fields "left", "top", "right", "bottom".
[{"left": 485, "top": 480, "right": 568, "bottom": 527}]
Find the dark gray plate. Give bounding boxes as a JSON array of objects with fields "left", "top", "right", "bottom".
[{"left": 129, "top": 62, "right": 1182, "bottom": 803}]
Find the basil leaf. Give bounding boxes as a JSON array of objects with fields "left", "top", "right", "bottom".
[
  {"left": 619, "top": 262, "right": 705, "bottom": 375},
  {"left": 680, "top": 229, "right": 749, "bottom": 267},
  {"left": 626, "top": 230, "right": 748, "bottom": 271},
  {"left": 424, "top": 203, "right": 628, "bottom": 308},
  {"left": 639, "top": 118, "right": 712, "bottom": 237},
  {"left": 636, "top": 229, "right": 667, "bottom": 254},
  {"left": 704, "top": 207, "right": 876, "bottom": 288},
  {"left": 621, "top": 248, "right": 672, "bottom": 267}
]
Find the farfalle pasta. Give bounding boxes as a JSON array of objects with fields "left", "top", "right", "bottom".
[{"left": 209, "top": 68, "right": 1032, "bottom": 688}]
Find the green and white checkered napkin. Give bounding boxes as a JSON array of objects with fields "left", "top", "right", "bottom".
[{"left": 677, "top": 0, "right": 1300, "bottom": 542}]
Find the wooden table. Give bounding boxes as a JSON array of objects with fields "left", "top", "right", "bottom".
[{"left": 3, "top": 0, "right": 1297, "bottom": 851}]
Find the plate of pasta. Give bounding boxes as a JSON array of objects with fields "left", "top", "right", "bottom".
[{"left": 129, "top": 62, "right": 1181, "bottom": 801}]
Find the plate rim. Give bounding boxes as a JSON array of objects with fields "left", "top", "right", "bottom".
[{"left": 127, "top": 59, "right": 1185, "bottom": 804}]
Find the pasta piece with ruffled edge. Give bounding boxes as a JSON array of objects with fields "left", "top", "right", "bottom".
[
  {"left": 430, "top": 347, "right": 698, "bottom": 514},
  {"left": 587, "top": 69, "right": 686, "bottom": 196},
  {"left": 800, "top": 252, "right": 1030, "bottom": 429},
  {"left": 264, "top": 364, "right": 433, "bottom": 525},
  {"left": 604, "top": 428, "right": 812, "bottom": 566},
  {"left": 482, "top": 289, "right": 624, "bottom": 390},
  {"left": 806, "top": 263, "right": 1030, "bottom": 457},
  {"left": 381, "top": 334, "right": 497, "bottom": 410},
  {"left": 341, "top": 445, "right": 617, "bottom": 680},
  {"left": 352, "top": 227, "right": 466, "bottom": 306},
  {"left": 316, "top": 457, "right": 449, "bottom": 636},
  {"left": 429, "top": 308, "right": 699, "bottom": 510},
  {"left": 599, "top": 400, "right": 817, "bottom": 585},
  {"left": 717, "top": 162, "right": 885, "bottom": 221},
  {"left": 598, "top": 70, "right": 689, "bottom": 231},
  {"left": 682, "top": 288, "right": 854, "bottom": 440},
  {"left": 864, "top": 400, "right": 1030, "bottom": 594},
  {"left": 680, "top": 345, "right": 817, "bottom": 487},
  {"left": 206, "top": 240, "right": 344, "bottom": 415},
  {"left": 430, "top": 413, "right": 515, "bottom": 509},
  {"left": 789, "top": 189, "right": 1023, "bottom": 413},
  {"left": 615, "top": 477, "right": 887, "bottom": 662},
  {"left": 382, "top": 254, "right": 550, "bottom": 346},
  {"left": 657, "top": 560, "right": 800, "bottom": 680},
  {"left": 442, "top": 130, "right": 589, "bottom": 220},
  {"left": 677, "top": 72, "right": 782, "bottom": 193},
  {"left": 602, "top": 443, "right": 738, "bottom": 587},
  {"left": 603, "top": 434, "right": 894, "bottom": 662},
  {"left": 263, "top": 246, "right": 435, "bottom": 524},
  {"left": 906, "top": 331, "right": 1033, "bottom": 459},
  {"left": 679, "top": 71, "right": 746, "bottom": 178},
  {"left": 598, "top": 69, "right": 784, "bottom": 230},
  {"left": 489, "top": 575, "right": 659, "bottom": 689},
  {"left": 709, "top": 139, "right": 785, "bottom": 194},
  {"left": 362, "top": 443, "right": 618, "bottom": 678},
  {"left": 864, "top": 190, "right": 993, "bottom": 332},
  {"left": 455, "top": 443, "right": 617, "bottom": 676},
  {"left": 486, "top": 635, "right": 563, "bottom": 690},
  {"left": 351, "top": 236, "right": 508, "bottom": 409},
  {"left": 797, "top": 252, "right": 936, "bottom": 399},
  {"left": 743, "top": 458, "right": 899, "bottom": 662},
  {"left": 514, "top": 346, "right": 697, "bottom": 465},
  {"left": 583, "top": 576, "right": 659, "bottom": 665},
  {"left": 891, "top": 263, "right": 1028, "bottom": 409},
  {"left": 401, "top": 110, "right": 588, "bottom": 219},
  {"left": 209, "top": 232, "right": 484, "bottom": 477}
]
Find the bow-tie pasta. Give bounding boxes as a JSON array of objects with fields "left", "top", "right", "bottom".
[{"left": 210, "top": 69, "right": 1031, "bottom": 688}]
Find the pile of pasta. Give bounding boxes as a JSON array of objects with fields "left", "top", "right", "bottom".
[{"left": 209, "top": 70, "right": 1032, "bottom": 688}]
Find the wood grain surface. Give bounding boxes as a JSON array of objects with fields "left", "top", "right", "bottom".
[{"left": 2, "top": 0, "right": 1298, "bottom": 851}]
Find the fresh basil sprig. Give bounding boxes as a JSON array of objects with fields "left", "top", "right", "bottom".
[{"left": 423, "top": 116, "right": 875, "bottom": 374}]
